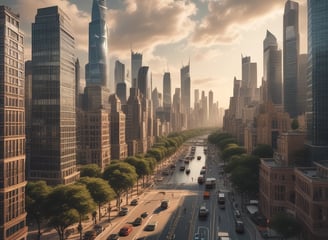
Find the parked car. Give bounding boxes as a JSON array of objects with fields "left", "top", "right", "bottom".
[
  {"left": 93, "top": 224, "right": 104, "bottom": 235},
  {"left": 118, "top": 207, "right": 128, "bottom": 216}
]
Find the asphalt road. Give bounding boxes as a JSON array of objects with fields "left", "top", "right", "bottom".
[{"left": 101, "top": 136, "right": 252, "bottom": 240}]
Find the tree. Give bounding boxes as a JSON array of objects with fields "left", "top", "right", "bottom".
[
  {"left": 45, "top": 184, "right": 96, "bottom": 240},
  {"left": 291, "top": 119, "right": 299, "bottom": 130},
  {"left": 252, "top": 144, "right": 273, "bottom": 158},
  {"left": 124, "top": 157, "right": 150, "bottom": 194},
  {"left": 102, "top": 162, "right": 138, "bottom": 208},
  {"left": 270, "top": 212, "right": 301, "bottom": 239},
  {"left": 78, "top": 177, "right": 116, "bottom": 221},
  {"left": 26, "top": 181, "right": 52, "bottom": 240},
  {"left": 79, "top": 164, "right": 101, "bottom": 178},
  {"left": 222, "top": 145, "right": 246, "bottom": 162}
]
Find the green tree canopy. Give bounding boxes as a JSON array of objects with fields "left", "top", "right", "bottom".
[
  {"left": 102, "top": 162, "right": 138, "bottom": 199},
  {"left": 270, "top": 212, "right": 301, "bottom": 239},
  {"left": 79, "top": 164, "right": 101, "bottom": 178},
  {"left": 45, "top": 184, "right": 95, "bottom": 240},
  {"left": 78, "top": 177, "right": 116, "bottom": 220},
  {"left": 252, "top": 144, "right": 274, "bottom": 158},
  {"left": 222, "top": 145, "right": 246, "bottom": 162},
  {"left": 26, "top": 181, "right": 52, "bottom": 240}
]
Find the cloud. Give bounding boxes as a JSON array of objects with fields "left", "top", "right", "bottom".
[
  {"left": 108, "top": 0, "right": 197, "bottom": 55},
  {"left": 191, "top": 0, "right": 287, "bottom": 46},
  {"left": 11, "top": 0, "right": 90, "bottom": 59}
]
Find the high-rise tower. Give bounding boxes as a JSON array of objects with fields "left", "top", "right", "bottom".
[
  {"left": 263, "top": 30, "right": 282, "bottom": 105},
  {"left": 163, "top": 72, "right": 171, "bottom": 108},
  {"left": 306, "top": 0, "right": 328, "bottom": 161},
  {"left": 0, "top": 6, "right": 27, "bottom": 239},
  {"left": 114, "top": 60, "right": 125, "bottom": 88},
  {"left": 85, "top": 0, "right": 109, "bottom": 88},
  {"left": 30, "top": 6, "right": 79, "bottom": 185},
  {"left": 180, "top": 63, "right": 191, "bottom": 114},
  {"left": 283, "top": 0, "right": 299, "bottom": 118},
  {"left": 241, "top": 56, "right": 257, "bottom": 103},
  {"left": 131, "top": 51, "right": 142, "bottom": 88}
]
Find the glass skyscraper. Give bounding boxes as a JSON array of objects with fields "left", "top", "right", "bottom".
[
  {"left": 307, "top": 0, "right": 328, "bottom": 156},
  {"left": 0, "top": 6, "right": 27, "bottom": 239},
  {"left": 180, "top": 63, "right": 191, "bottom": 113},
  {"left": 163, "top": 72, "right": 171, "bottom": 108},
  {"left": 263, "top": 30, "right": 282, "bottom": 105},
  {"left": 30, "top": 6, "right": 79, "bottom": 185},
  {"left": 283, "top": 0, "right": 299, "bottom": 118},
  {"left": 131, "top": 51, "right": 142, "bottom": 89},
  {"left": 85, "top": 0, "right": 109, "bottom": 88}
]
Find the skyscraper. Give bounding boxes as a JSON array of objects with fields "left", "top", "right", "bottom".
[
  {"left": 306, "top": 0, "right": 328, "bottom": 160},
  {"left": 131, "top": 51, "right": 142, "bottom": 88},
  {"left": 163, "top": 72, "right": 171, "bottom": 108},
  {"left": 30, "top": 6, "right": 79, "bottom": 185},
  {"left": 114, "top": 60, "right": 125, "bottom": 88},
  {"left": 85, "top": 0, "right": 109, "bottom": 88},
  {"left": 283, "top": 0, "right": 299, "bottom": 118},
  {"left": 137, "top": 66, "right": 150, "bottom": 99},
  {"left": 180, "top": 63, "right": 191, "bottom": 114},
  {"left": 263, "top": 30, "right": 282, "bottom": 105},
  {"left": 0, "top": 6, "right": 27, "bottom": 239},
  {"left": 241, "top": 56, "right": 257, "bottom": 103}
]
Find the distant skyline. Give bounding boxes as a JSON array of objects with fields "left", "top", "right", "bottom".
[{"left": 2, "top": 0, "right": 307, "bottom": 108}]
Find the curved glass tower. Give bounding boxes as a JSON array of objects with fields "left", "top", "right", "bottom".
[{"left": 85, "top": 0, "right": 109, "bottom": 87}]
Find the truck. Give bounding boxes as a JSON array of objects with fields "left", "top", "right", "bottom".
[
  {"left": 218, "top": 192, "right": 225, "bottom": 209},
  {"left": 205, "top": 178, "right": 216, "bottom": 189}
]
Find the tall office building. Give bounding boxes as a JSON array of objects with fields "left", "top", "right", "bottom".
[
  {"left": 163, "top": 72, "right": 171, "bottom": 108},
  {"left": 85, "top": 0, "right": 109, "bottom": 88},
  {"left": 116, "top": 82, "right": 127, "bottom": 105},
  {"left": 306, "top": 0, "right": 328, "bottom": 161},
  {"left": 208, "top": 90, "right": 213, "bottom": 124},
  {"left": 137, "top": 66, "right": 150, "bottom": 99},
  {"left": 0, "top": 6, "right": 27, "bottom": 240},
  {"left": 180, "top": 63, "right": 191, "bottom": 114},
  {"left": 131, "top": 51, "right": 142, "bottom": 88},
  {"left": 283, "top": 0, "right": 299, "bottom": 118},
  {"left": 241, "top": 56, "right": 257, "bottom": 103},
  {"left": 30, "top": 6, "right": 79, "bottom": 185},
  {"left": 114, "top": 60, "right": 125, "bottom": 88},
  {"left": 75, "top": 58, "right": 81, "bottom": 108},
  {"left": 298, "top": 54, "right": 307, "bottom": 115},
  {"left": 263, "top": 30, "right": 282, "bottom": 105}
]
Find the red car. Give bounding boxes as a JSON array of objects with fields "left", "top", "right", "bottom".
[{"left": 119, "top": 225, "right": 133, "bottom": 236}]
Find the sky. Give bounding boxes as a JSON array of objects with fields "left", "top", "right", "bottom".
[{"left": 3, "top": 0, "right": 307, "bottom": 109}]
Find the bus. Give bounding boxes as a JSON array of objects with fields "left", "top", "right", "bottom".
[
  {"left": 205, "top": 178, "right": 216, "bottom": 189},
  {"left": 218, "top": 192, "right": 225, "bottom": 209}
]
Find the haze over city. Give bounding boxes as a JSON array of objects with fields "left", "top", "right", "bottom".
[{"left": 2, "top": 0, "right": 307, "bottom": 108}]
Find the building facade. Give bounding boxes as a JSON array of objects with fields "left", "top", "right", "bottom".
[
  {"left": 0, "top": 6, "right": 27, "bottom": 239},
  {"left": 283, "top": 0, "right": 299, "bottom": 118},
  {"left": 163, "top": 72, "right": 171, "bottom": 108},
  {"left": 85, "top": 0, "right": 109, "bottom": 88},
  {"left": 306, "top": 0, "right": 328, "bottom": 161},
  {"left": 30, "top": 6, "right": 80, "bottom": 185},
  {"left": 131, "top": 51, "right": 142, "bottom": 89},
  {"left": 263, "top": 30, "right": 282, "bottom": 105}
]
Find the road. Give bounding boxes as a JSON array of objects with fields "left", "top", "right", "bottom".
[{"left": 101, "top": 136, "right": 252, "bottom": 240}]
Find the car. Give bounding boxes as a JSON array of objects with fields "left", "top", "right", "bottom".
[
  {"left": 179, "top": 165, "right": 185, "bottom": 171},
  {"left": 162, "top": 169, "right": 170, "bottom": 175},
  {"left": 197, "top": 156, "right": 201, "bottom": 160},
  {"left": 234, "top": 209, "right": 241, "bottom": 218},
  {"left": 106, "top": 233, "right": 120, "bottom": 240},
  {"left": 185, "top": 169, "right": 190, "bottom": 174},
  {"left": 194, "top": 233, "right": 205, "bottom": 240},
  {"left": 144, "top": 221, "right": 158, "bottom": 231},
  {"left": 118, "top": 207, "right": 128, "bottom": 216},
  {"left": 132, "top": 217, "right": 143, "bottom": 226},
  {"left": 160, "top": 200, "right": 169, "bottom": 209},
  {"left": 130, "top": 199, "right": 138, "bottom": 206},
  {"left": 235, "top": 220, "right": 245, "bottom": 233},
  {"left": 119, "top": 225, "right": 133, "bottom": 236},
  {"left": 200, "top": 169, "right": 206, "bottom": 175},
  {"left": 83, "top": 230, "right": 96, "bottom": 240},
  {"left": 140, "top": 212, "right": 148, "bottom": 218},
  {"left": 93, "top": 224, "right": 104, "bottom": 235}
]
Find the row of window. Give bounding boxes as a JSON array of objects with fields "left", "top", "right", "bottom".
[{"left": 4, "top": 138, "right": 25, "bottom": 158}]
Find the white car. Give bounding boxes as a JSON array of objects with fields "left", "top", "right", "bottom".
[{"left": 194, "top": 233, "right": 205, "bottom": 240}]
